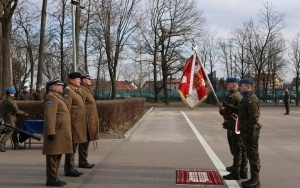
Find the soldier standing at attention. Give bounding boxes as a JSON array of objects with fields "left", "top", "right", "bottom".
[
  {"left": 63, "top": 72, "right": 87, "bottom": 177},
  {"left": 17, "top": 85, "right": 31, "bottom": 100},
  {"left": 78, "top": 73, "right": 100, "bottom": 169},
  {"left": 283, "top": 88, "right": 290, "bottom": 115},
  {"left": 0, "top": 87, "right": 29, "bottom": 152},
  {"left": 238, "top": 78, "right": 261, "bottom": 188},
  {"left": 220, "top": 78, "right": 248, "bottom": 180},
  {"left": 32, "top": 83, "right": 45, "bottom": 101},
  {"left": 43, "top": 79, "right": 73, "bottom": 187}
]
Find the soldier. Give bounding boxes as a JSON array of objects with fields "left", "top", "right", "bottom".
[
  {"left": 63, "top": 72, "right": 87, "bottom": 177},
  {"left": 220, "top": 78, "right": 248, "bottom": 180},
  {"left": 283, "top": 88, "right": 290, "bottom": 115},
  {"left": 0, "top": 87, "right": 29, "bottom": 152},
  {"left": 32, "top": 83, "right": 45, "bottom": 101},
  {"left": 17, "top": 85, "right": 31, "bottom": 100},
  {"left": 43, "top": 79, "right": 73, "bottom": 187},
  {"left": 238, "top": 78, "right": 261, "bottom": 188},
  {"left": 78, "top": 73, "right": 100, "bottom": 169}
]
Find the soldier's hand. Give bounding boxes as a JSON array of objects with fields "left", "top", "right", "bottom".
[
  {"left": 47, "top": 134, "right": 56, "bottom": 141},
  {"left": 24, "top": 113, "right": 29, "bottom": 117},
  {"left": 219, "top": 108, "right": 225, "bottom": 115}
]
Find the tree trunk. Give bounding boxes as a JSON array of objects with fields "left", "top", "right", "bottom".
[
  {"left": 37, "top": 0, "right": 47, "bottom": 84},
  {"left": 75, "top": 5, "right": 81, "bottom": 71},
  {"left": 84, "top": 0, "right": 91, "bottom": 73}
]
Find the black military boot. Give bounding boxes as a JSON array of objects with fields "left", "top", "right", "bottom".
[
  {"left": 226, "top": 165, "right": 234, "bottom": 172},
  {"left": 241, "top": 179, "right": 260, "bottom": 188},
  {"left": 223, "top": 172, "right": 240, "bottom": 180},
  {"left": 240, "top": 168, "right": 248, "bottom": 179}
]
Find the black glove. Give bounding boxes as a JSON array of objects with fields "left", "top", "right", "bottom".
[{"left": 47, "top": 134, "right": 56, "bottom": 141}]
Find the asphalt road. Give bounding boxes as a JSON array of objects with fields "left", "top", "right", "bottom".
[{"left": 0, "top": 106, "right": 299, "bottom": 188}]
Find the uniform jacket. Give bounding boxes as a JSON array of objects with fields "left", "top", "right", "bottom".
[
  {"left": 42, "top": 92, "right": 73, "bottom": 155},
  {"left": 2, "top": 95, "right": 27, "bottom": 125},
  {"left": 283, "top": 91, "right": 290, "bottom": 104},
  {"left": 222, "top": 90, "right": 241, "bottom": 130},
  {"left": 81, "top": 85, "right": 99, "bottom": 141},
  {"left": 17, "top": 91, "right": 31, "bottom": 100},
  {"left": 63, "top": 85, "right": 88, "bottom": 143},
  {"left": 32, "top": 91, "right": 45, "bottom": 101},
  {"left": 238, "top": 91, "right": 261, "bottom": 131}
]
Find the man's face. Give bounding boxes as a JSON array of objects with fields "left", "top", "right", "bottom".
[
  {"left": 225, "top": 82, "right": 234, "bottom": 91},
  {"left": 81, "top": 78, "right": 92, "bottom": 86},
  {"left": 70, "top": 78, "right": 81, "bottom": 87},
  {"left": 51, "top": 85, "right": 63, "bottom": 93},
  {"left": 23, "top": 88, "right": 29, "bottom": 92},
  {"left": 37, "top": 87, "right": 42, "bottom": 92},
  {"left": 239, "top": 83, "right": 251, "bottom": 93}
]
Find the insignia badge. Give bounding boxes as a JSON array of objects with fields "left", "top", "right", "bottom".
[
  {"left": 46, "top": 99, "right": 53, "bottom": 105},
  {"left": 248, "top": 101, "right": 253, "bottom": 104},
  {"left": 63, "top": 94, "right": 68, "bottom": 97}
]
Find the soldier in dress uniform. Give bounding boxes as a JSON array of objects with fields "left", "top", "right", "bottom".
[
  {"left": 32, "top": 83, "right": 45, "bottom": 101},
  {"left": 63, "top": 72, "right": 87, "bottom": 177},
  {"left": 77, "top": 73, "right": 100, "bottom": 169},
  {"left": 220, "top": 78, "right": 248, "bottom": 180},
  {"left": 17, "top": 85, "right": 31, "bottom": 100},
  {"left": 238, "top": 78, "right": 261, "bottom": 188},
  {"left": 0, "top": 87, "right": 29, "bottom": 152},
  {"left": 43, "top": 79, "right": 73, "bottom": 187}
]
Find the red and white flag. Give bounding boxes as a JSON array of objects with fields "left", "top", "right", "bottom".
[{"left": 177, "top": 54, "right": 208, "bottom": 109}]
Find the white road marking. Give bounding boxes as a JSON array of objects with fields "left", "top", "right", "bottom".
[{"left": 181, "top": 111, "right": 240, "bottom": 188}]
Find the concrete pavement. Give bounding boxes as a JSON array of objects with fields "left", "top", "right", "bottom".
[{"left": 1, "top": 106, "right": 300, "bottom": 187}]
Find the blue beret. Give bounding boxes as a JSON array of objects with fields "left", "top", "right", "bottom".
[
  {"left": 239, "top": 78, "right": 253, "bottom": 85},
  {"left": 22, "top": 85, "right": 29, "bottom": 89},
  {"left": 226, "top": 77, "right": 239, "bottom": 83},
  {"left": 36, "top": 83, "right": 42, "bottom": 88},
  {"left": 6, "top": 87, "right": 16, "bottom": 94},
  {"left": 68, "top": 72, "right": 82, "bottom": 79}
]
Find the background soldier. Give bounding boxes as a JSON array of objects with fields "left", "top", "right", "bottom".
[
  {"left": 283, "top": 88, "right": 290, "bottom": 115},
  {"left": 78, "top": 73, "right": 100, "bottom": 169},
  {"left": 220, "top": 78, "right": 248, "bottom": 180},
  {"left": 43, "top": 79, "right": 73, "bottom": 187},
  {"left": 0, "top": 87, "right": 29, "bottom": 152},
  {"left": 238, "top": 78, "right": 261, "bottom": 188},
  {"left": 17, "top": 85, "right": 31, "bottom": 100},
  {"left": 32, "top": 83, "right": 45, "bottom": 101},
  {"left": 63, "top": 72, "right": 87, "bottom": 177}
]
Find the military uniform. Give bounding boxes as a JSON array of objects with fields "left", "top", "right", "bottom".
[
  {"left": 17, "top": 91, "right": 31, "bottom": 100},
  {"left": 32, "top": 90, "right": 45, "bottom": 101},
  {"left": 283, "top": 90, "right": 290, "bottom": 115},
  {"left": 220, "top": 78, "right": 248, "bottom": 180},
  {"left": 0, "top": 89, "right": 28, "bottom": 152},
  {"left": 63, "top": 72, "right": 88, "bottom": 176},
  {"left": 43, "top": 81, "right": 73, "bottom": 186},
  {"left": 238, "top": 78, "right": 261, "bottom": 188},
  {"left": 78, "top": 76, "right": 100, "bottom": 168}
]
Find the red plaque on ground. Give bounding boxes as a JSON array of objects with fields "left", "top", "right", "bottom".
[{"left": 176, "top": 169, "right": 223, "bottom": 186}]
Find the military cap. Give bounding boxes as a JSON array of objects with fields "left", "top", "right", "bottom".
[
  {"left": 68, "top": 72, "right": 82, "bottom": 79},
  {"left": 46, "top": 79, "right": 64, "bottom": 87},
  {"left": 81, "top": 73, "right": 91, "bottom": 79},
  {"left": 36, "top": 83, "right": 42, "bottom": 88},
  {"left": 239, "top": 78, "right": 253, "bottom": 85},
  {"left": 226, "top": 77, "right": 240, "bottom": 83},
  {"left": 6, "top": 87, "right": 17, "bottom": 94},
  {"left": 22, "top": 85, "right": 29, "bottom": 89}
]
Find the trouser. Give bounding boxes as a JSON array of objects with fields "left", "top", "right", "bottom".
[
  {"left": 231, "top": 132, "right": 248, "bottom": 173},
  {"left": 46, "top": 154, "right": 62, "bottom": 183},
  {"left": 0, "top": 128, "right": 13, "bottom": 147},
  {"left": 78, "top": 141, "right": 90, "bottom": 165},
  {"left": 227, "top": 129, "right": 234, "bottom": 162},
  {"left": 241, "top": 129, "right": 261, "bottom": 180},
  {"left": 11, "top": 131, "right": 20, "bottom": 146},
  {"left": 284, "top": 103, "right": 289, "bottom": 114},
  {"left": 64, "top": 143, "right": 78, "bottom": 174}
]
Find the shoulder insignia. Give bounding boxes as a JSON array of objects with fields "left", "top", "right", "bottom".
[
  {"left": 46, "top": 99, "right": 53, "bottom": 105},
  {"left": 248, "top": 100, "right": 253, "bottom": 104},
  {"left": 63, "top": 94, "right": 68, "bottom": 97}
]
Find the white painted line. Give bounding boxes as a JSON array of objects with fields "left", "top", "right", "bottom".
[{"left": 181, "top": 111, "right": 240, "bottom": 188}]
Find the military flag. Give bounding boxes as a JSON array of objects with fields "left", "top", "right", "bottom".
[{"left": 177, "top": 54, "right": 208, "bottom": 109}]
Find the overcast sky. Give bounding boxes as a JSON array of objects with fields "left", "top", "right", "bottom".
[
  {"left": 198, "top": 0, "right": 300, "bottom": 40},
  {"left": 197, "top": 0, "right": 300, "bottom": 82}
]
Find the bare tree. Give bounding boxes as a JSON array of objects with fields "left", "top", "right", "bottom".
[{"left": 289, "top": 31, "right": 300, "bottom": 105}]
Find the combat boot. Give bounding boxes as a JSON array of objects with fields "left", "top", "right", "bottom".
[
  {"left": 242, "top": 179, "right": 260, "bottom": 188},
  {"left": 240, "top": 168, "right": 248, "bottom": 179},
  {"left": 226, "top": 165, "right": 234, "bottom": 172},
  {"left": 223, "top": 172, "right": 240, "bottom": 180}
]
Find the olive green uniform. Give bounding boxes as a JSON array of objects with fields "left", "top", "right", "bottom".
[
  {"left": 17, "top": 91, "right": 31, "bottom": 100},
  {"left": 238, "top": 91, "right": 261, "bottom": 181},
  {"left": 32, "top": 90, "right": 45, "bottom": 101},
  {"left": 0, "top": 96, "right": 28, "bottom": 148},
  {"left": 221, "top": 90, "right": 248, "bottom": 175},
  {"left": 283, "top": 91, "right": 290, "bottom": 114}
]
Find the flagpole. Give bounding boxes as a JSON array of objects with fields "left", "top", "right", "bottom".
[{"left": 192, "top": 43, "right": 222, "bottom": 110}]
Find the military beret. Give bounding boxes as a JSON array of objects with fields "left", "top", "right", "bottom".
[
  {"left": 68, "top": 72, "right": 82, "bottom": 79},
  {"left": 36, "top": 83, "right": 42, "bottom": 88},
  {"left": 81, "top": 73, "right": 91, "bottom": 79},
  {"left": 239, "top": 78, "right": 253, "bottom": 85},
  {"left": 46, "top": 79, "right": 64, "bottom": 87},
  {"left": 226, "top": 77, "right": 240, "bottom": 83},
  {"left": 6, "top": 87, "right": 16, "bottom": 94},
  {"left": 22, "top": 85, "right": 29, "bottom": 89}
]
